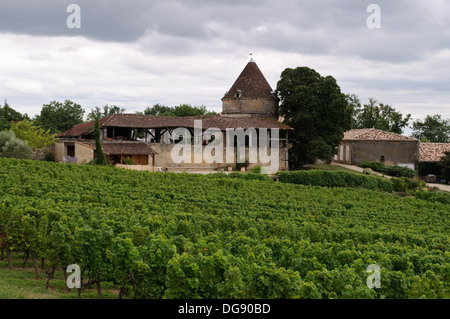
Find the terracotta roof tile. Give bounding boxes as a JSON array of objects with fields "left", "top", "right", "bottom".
[
  {"left": 56, "top": 115, "right": 114, "bottom": 138},
  {"left": 222, "top": 60, "right": 277, "bottom": 101},
  {"left": 343, "top": 128, "right": 418, "bottom": 141},
  {"left": 419, "top": 143, "right": 450, "bottom": 162},
  {"left": 57, "top": 114, "right": 292, "bottom": 138}
]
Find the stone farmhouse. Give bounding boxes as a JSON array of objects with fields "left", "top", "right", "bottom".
[
  {"left": 334, "top": 129, "right": 450, "bottom": 178},
  {"left": 333, "top": 128, "right": 420, "bottom": 170},
  {"left": 55, "top": 58, "right": 293, "bottom": 172}
]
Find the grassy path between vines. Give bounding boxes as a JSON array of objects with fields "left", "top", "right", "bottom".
[{"left": 0, "top": 253, "right": 117, "bottom": 299}]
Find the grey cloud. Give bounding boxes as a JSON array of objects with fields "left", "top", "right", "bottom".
[
  {"left": 1, "top": 0, "right": 449, "bottom": 120},
  {"left": 0, "top": 0, "right": 154, "bottom": 41},
  {"left": 1, "top": 0, "right": 449, "bottom": 64}
]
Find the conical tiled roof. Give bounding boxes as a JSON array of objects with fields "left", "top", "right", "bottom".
[{"left": 222, "top": 60, "right": 276, "bottom": 101}]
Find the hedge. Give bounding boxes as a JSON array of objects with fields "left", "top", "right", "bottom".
[
  {"left": 275, "top": 170, "right": 394, "bottom": 192},
  {"left": 357, "top": 161, "right": 416, "bottom": 178}
]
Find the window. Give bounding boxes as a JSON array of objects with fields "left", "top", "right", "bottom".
[{"left": 380, "top": 155, "right": 385, "bottom": 163}]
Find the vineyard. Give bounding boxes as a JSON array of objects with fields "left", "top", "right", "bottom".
[{"left": 0, "top": 158, "right": 448, "bottom": 299}]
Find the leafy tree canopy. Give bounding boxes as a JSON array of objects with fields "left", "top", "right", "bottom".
[
  {"left": 411, "top": 114, "right": 450, "bottom": 143},
  {"left": 276, "top": 67, "right": 352, "bottom": 168},
  {"left": 87, "top": 104, "right": 126, "bottom": 122},
  {"left": 142, "top": 104, "right": 217, "bottom": 117},
  {"left": 9, "top": 120, "right": 56, "bottom": 149},
  {"left": 0, "top": 100, "right": 30, "bottom": 130},
  {"left": 350, "top": 96, "right": 411, "bottom": 134},
  {"left": 34, "top": 100, "right": 85, "bottom": 134}
]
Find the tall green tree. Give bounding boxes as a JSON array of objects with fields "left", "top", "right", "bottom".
[
  {"left": 0, "top": 100, "right": 29, "bottom": 130},
  {"left": 411, "top": 114, "right": 450, "bottom": 143},
  {"left": 94, "top": 117, "right": 107, "bottom": 165},
  {"left": 439, "top": 151, "right": 450, "bottom": 183},
  {"left": 142, "top": 104, "right": 174, "bottom": 116},
  {"left": 352, "top": 98, "right": 411, "bottom": 134},
  {"left": 276, "top": 67, "right": 352, "bottom": 168},
  {"left": 0, "top": 114, "right": 7, "bottom": 131},
  {"left": 34, "top": 100, "right": 85, "bottom": 134},
  {"left": 87, "top": 105, "right": 126, "bottom": 122},
  {"left": 3, "top": 100, "right": 9, "bottom": 122},
  {"left": 142, "top": 104, "right": 216, "bottom": 117}
]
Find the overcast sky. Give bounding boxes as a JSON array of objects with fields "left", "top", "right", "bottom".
[{"left": 0, "top": 0, "right": 449, "bottom": 129}]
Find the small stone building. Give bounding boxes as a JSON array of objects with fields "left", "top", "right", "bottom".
[
  {"left": 334, "top": 128, "right": 420, "bottom": 170},
  {"left": 418, "top": 143, "right": 450, "bottom": 181}
]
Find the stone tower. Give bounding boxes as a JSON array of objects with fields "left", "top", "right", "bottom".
[{"left": 221, "top": 58, "right": 278, "bottom": 118}]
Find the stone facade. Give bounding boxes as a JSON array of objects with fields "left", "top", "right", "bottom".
[
  {"left": 221, "top": 58, "right": 278, "bottom": 118},
  {"left": 334, "top": 129, "right": 420, "bottom": 170},
  {"left": 55, "top": 58, "right": 291, "bottom": 173},
  {"left": 150, "top": 142, "right": 289, "bottom": 173},
  {"left": 222, "top": 99, "right": 278, "bottom": 118},
  {"left": 75, "top": 142, "right": 95, "bottom": 164}
]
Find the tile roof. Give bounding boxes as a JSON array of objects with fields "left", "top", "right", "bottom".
[
  {"left": 222, "top": 60, "right": 277, "bottom": 101},
  {"left": 78, "top": 141, "right": 157, "bottom": 155},
  {"left": 419, "top": 143, "right": 450, "bottom": 162},
  {"left": 343, "top": 128, "right": 418, "bottom": 141},
  {"left": 56, "top": 115, "right": 114, "bottom": 138},
  {"left": 57, "top": 114, "right": 292, "bottom": 138}
]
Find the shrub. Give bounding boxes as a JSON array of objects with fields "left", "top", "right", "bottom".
[
  {"left": 250, "top": 166, "right": 262, "bottom": 174},
  {"left": 385, "top": 166, "right": 416, "bottom": 178},
  {"left": 358, "top": 161, "right": 386, "bottom": 172},
  {"left": 358, "top": 161, "right": 416, "bottom": 178},
  {"left": 391, "top": 177, "right": 426, "bottom": 192},
  {"left": 9, "top": 120, "right": 56, "bottom": 149},
  {"left": 44, "top": 152, "right": 55, "bottom": 162},
  {"left": 276, "top": 170, "right": 394, "bottom": 192},
  {"left": 418, "top": 162, "right": 442, "bottom": 177},
  {"left": 0, "top": 131, "right": 32, "bottom": 159},
  {"left": 123, "top": 156, "right": 134, "bottom": 165},
  {"left": 0, "top": 130, "right": 15, "bottom": 146}
]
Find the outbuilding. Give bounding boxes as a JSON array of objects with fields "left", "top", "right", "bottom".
[{"left": 334, "top": 128, "right": 420, "bottom": 170}]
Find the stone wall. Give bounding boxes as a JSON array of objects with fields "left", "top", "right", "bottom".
[
  {"left": 150, "top": 142, "right": 289, "bottom": 172},
  {"left": 222, "top": 99, "right": 278, "bottom": 117},
  {"left": 75, "top": 143, "right": 94, "bottom": 164},
  {"left": 334, "top": 140, "right": 420, "bottom": 169},
  {"left": 54, "top": 142, "right": 65, "bottom": 163}
]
